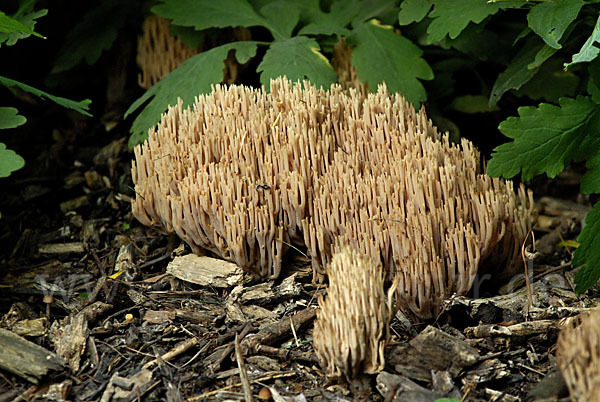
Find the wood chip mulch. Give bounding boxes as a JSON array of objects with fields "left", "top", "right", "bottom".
[{"left": 0, "top": 130, "right": 596, "bottom": 401}]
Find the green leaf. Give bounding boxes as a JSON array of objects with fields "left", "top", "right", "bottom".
[
  {"left": 125, "top": 41, "right": 259, "bottom": 147},
  {"left": 565, "top": 15, "right": 600, "bottom": 69},
  {"left": 490, "top": 38, "right": 553, "bottom": 106},
  {"left": 0, "top": 76, "right": 92, "bottom": 116},
  {"left": 0, "top": 7, "right": 47, "bottom": 46},
  {"left": 588, "top": 59, "right": 600, "bottom": 103},
  {"left": 515, "top": 58, "right": 578, "bottom": 103},
  {"left": 0, "top": 107, "right": 26, "bottom": 129},
  {"left": 351, "top": 0, "right": 396, "bottom": 27},
  {"left": 0, "top": 142, "right": 25, "bottom": 178},
  {"left": 450, "top": 95, "right": 499, "bottom": 113},
  {"left": 297, "top": 0, "right": 357, "bottom": 36},
  {"left": 573, "top": 203, "right": 600, "bottom": 294},
  {"left": 169, "top": 25, "right": 206, "bottom": 49},
  {"left": 349, "top": 20, "right": 433, "bottom": 105},
  {"left": 51, "top": 0, "right": 139, "bottom": 73},
  {"left": 581, "top": 150, "right": 600, "bottom": 194},
  {"left": 259, "top": 0, "right": 300, "bottom": 39},
  {"left": 528, "top": 45, "right": 559, "bottom": 70},
  {"left": 152, "top": 0, "right": 289, "bottom": 40},
  {"left": 443, "top": 23, "right": 507, "bottom": 62},
  {"left": 152, "top": 0, "right": 264, "bottom": 29},
  {"left": 426, "top": 0, "right": 502, "bottom": 44},
  {"left": 0, "top": 10, "right": 44, "bottom": 39},
  {"left": 527, "top": 0, "right": 582, "bottom": 49},
  {"left": 487, "top": 96, "right": 600, "bottom": 181},
  {"left": 588, "top": 77, "right": 600, "bottom": 104},
  {"left": 257, "top": 36, "right": 337, "bottom": 91},
  {"left": 398, "top": 0, "right": 433, "bottom": 25}
]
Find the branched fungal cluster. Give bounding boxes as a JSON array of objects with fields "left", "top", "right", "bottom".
[{"left": 131, "top": 78, "right": 533, "bottom": 319}]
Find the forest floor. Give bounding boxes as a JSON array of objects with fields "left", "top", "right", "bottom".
[{"left": 0, "top": 109, "right": 596, "bottom": 401}]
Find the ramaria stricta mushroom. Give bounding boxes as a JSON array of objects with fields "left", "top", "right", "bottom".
[
  {"left": 136, "top": 15, "right": 199, "bottom": 90},
  {"left": 131, "top": 77, "right": 533, "bottom": 319},
  {"left": 136, "top": 16, "right": 246, "bottom": 90},
  {"left": 557, "top": 307, "right": 600, "bottom": 401},
  {"left": 313, "top": 247, "right": 396, "bottom": 379}
]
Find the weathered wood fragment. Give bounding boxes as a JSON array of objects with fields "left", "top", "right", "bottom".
[
  {"left": 0, "top": 328, "right": 65, "bottom": 383},
  {"left": 167, "top": 254, "right": 250, "bottom": 287},
  {"left": 389, "top": 325, "right": 479, "bottom": 382}
]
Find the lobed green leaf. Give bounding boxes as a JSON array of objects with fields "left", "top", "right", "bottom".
[
  {"left": 527, "top": 0, "right": 582, "bottom": 50},
  {"left": 258, "top": 0, "right": 300, "bottom": 39},
  {"left": 487, "top": 96, "right": 600, "bottom": 181},
  {"left": 565, "top": 15, "right": 600, "bottom": 69},
  {"left": 52, "top": 0, "right": 140, "bottom": 73},
  {"left": 0, "top": 107, "right": 26, "bottom": 129},
  {"left": 574, "top": 203, "right": 600, "bottom": 294},
  {"left": 125, "top": 41, "right": 259, "bottom": 147},
  {"left": 349, "top": 20, "right": 433, "bottom": 105},
  {"left": 426, "top": 0, "right": 502, "bottom": 44},
  {"left": 257, "top": 36, "right": 337, "bottom": 91},
  {"left": 298, "top": 0, "right": 394, "bottom": 36},
  {"left": 0, "top": 142, "right": 25, "bottom": 178},
  {"left": 0, "top": 10, "right": 44, "bottom": 39},
  {"left": 0, "top": 76, "right": 92, "bottom": 116},
  {"left": 581, "top": 150, "right": 600, "bottom": 194},
  {"left": 397, "top": 0, "right": 433, "bottom": 25},
  {"left": 152, "top": 0, "right": 294, "bottom": 40},
  {"left": 0, "top": 6, "right": 47, "bottom": 46}
]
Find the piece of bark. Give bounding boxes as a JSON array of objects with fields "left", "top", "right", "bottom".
[
  {"left": 38, "top": 242, "right": 85, "bottom": 254},
  {"left": 255, "top": 345, "right": 318, "bottom": 364},
  {"left": 450, "top": 281, "right": 578, "bottom": 324},
  {"left": 167, "top": 254, "right": 251, "bottom": 287},
  {"left": 389, "top": 325, "right": 479, "bottom": 382},
  {"left": 463, "top": 358, "right": 510, "bottom": 384},
  {"left": 376, "top": 372, "right": 445, "bottom": 401},
  {"left": 0, "top": 328, "right": 65, "bottom": 383},
  {"left": 226, "top": 302, "right": 278, "bottom": 324},
  {"left": 11, "top": 317, "right": 48, "bottom": 337},
  {"left": 431, "top": 370, "right": 457, "bottom": 396},
  {"left": 465, "top": 319, "right": 560, "bottom": 338},
  {"left": 101, "top": 368, "right": 154, "bottom": 402},
  {"left": 174, "top": 309, "right": 215, "bottom": 324},
  {"left": 114, "top": 244, "right": 135, "bottom": 277},
  {"left": 242, "top": 308, "right": 316, "bottom": 354},
  {"left": 227, "top": 274, "right": 302, "bottom": 306},
  {"left": 77, "top": 301, "right": 113, "bottom": 323},
  {"left": 246, "top": 355, "right": 282, "bottom": 372},
  {"left": 485, "top": 388, "right": 519, "bottom": 402},
  {"left": 59, "top": 195, "right": 89, "bottom": 213},
  {"left": 43, "top": 379, "right": 73, "bottom": 400},
  {"left": 144, "top": 309, "right": 176, "bottom": 324},
  {"left": 50, "top": 314, "right": 89, "bottom": 372}
]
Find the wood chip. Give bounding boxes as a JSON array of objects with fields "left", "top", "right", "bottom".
[
  {"left": 0, "top": 328, "right": 65, "bottom": 383},
  {"left": 167, "top": 254, "right": 250, "bottom": 287},
  {"left": 144, "top": 309, "right": 176, "bottom": 324},
  {"left": 11, "top": 317, "right": 48, "bottom": 337},
  {"left": 390, "top": 325, "right": 479, "bottom": 382},
  {"left": 50, "top": 314, "right": 89, "bottom": 372},
  {"left": 39, "top": 242, "right": 85, "bottom": 254},
  {"left": 376, "top": 372, "right": 445, "bottom": 401}
]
